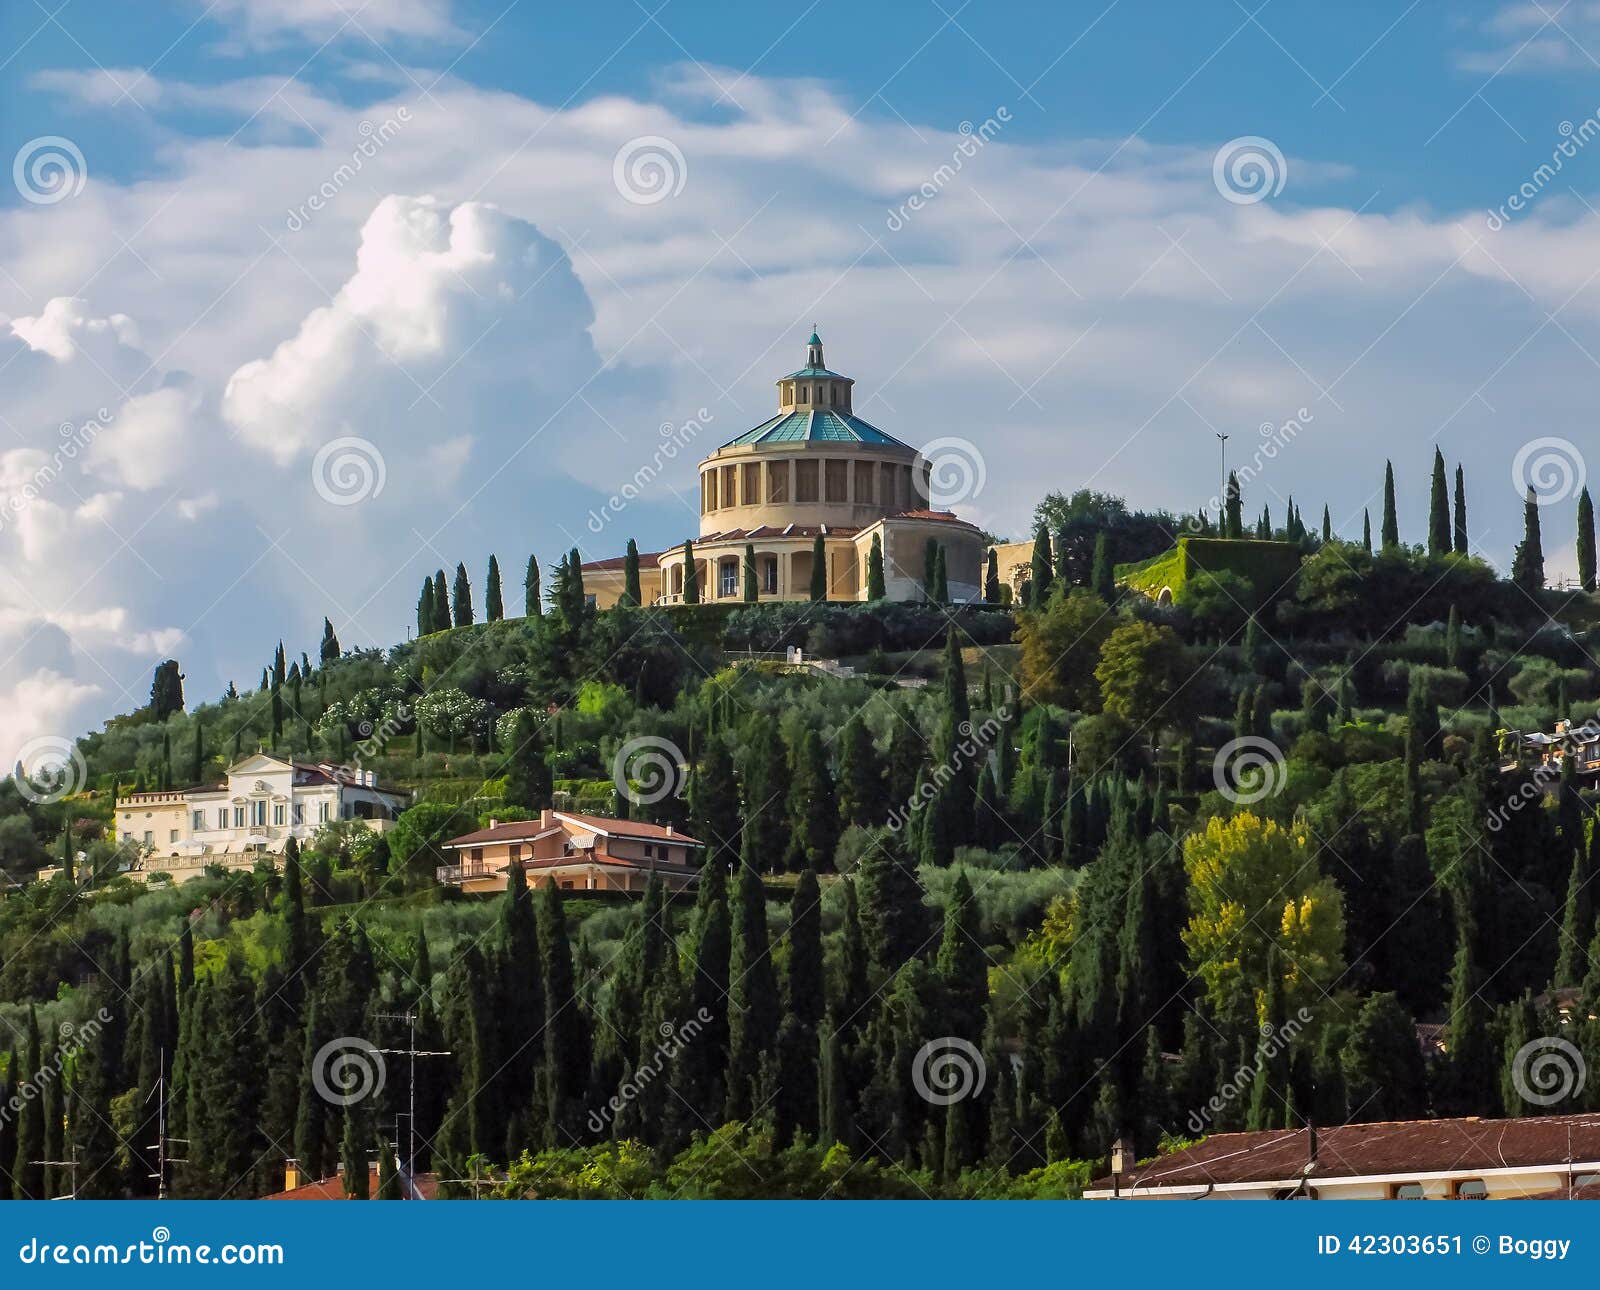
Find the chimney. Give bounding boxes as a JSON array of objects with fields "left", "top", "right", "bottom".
[
  {"left": 666, "top": 824, "right": 674, "bottom": 836},
  {"left": 1110, "top": 1136, "right": 1136, "bottom": 1198},
  {"left": 540, "top": 808, "right": 553, "bottom": 830},
  {"left": 284, "top": 1160, "right": 302, "bottom": 1192},
  {"left": 488, "top": 818, "right": 499, "bottom": 831}
]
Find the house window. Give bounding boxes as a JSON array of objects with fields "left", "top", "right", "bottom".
[
  {"left": 292, "top": 804, "right": 303, "bottom": 826},
  {"left": 798, "top": 385, "right": 808, "bottom": 403},
  {"left": 742, "top": 463, "right": 760, "bottom": 503},
  {"left": 721, "top": 465, "right": 737, "bottom": 507},
  {"left": 825, "top": 459, "right": 847, "bottom": 502},
  {"left": 1390, "top": 1182, "right": 1425, "bottom": 1200},
  {"left": 143, "top": 830, "right": 153, "bottom": 844},
  {"left": 1454, "top": 1179, "right": 1487, "bottom": 1199},
  {"left": 795, "top": 460, "right": 818, "bottom": 502},
  {"left": 192, "top": 810, "right": 204, "bottom": 830},
  {"left": 719, "top": 560, "right": 738, "bottom": 598},
  {"left": 704, "top": 471, "right": 718, "bottom": 511},
  {"left": 470, "top": 847, "right": 483, "bottom": 863},
  {"left": 169, "top": 830, "right": 179, "bottom": 843},
  {"left": 233, "top": 807, "right": 245, "bottom": 828},
  {"left": 509, "top": 844, "right": 523, "bottom": 863},
  {"left": 763, "top": 558, "right": 778, "bottom": 595},
  {"left": 251, "top": 800, "right": 267, "bottom": 827},
  {"left": 767, "top": 462, "right": 788, "bottom": 503},
  {"left": 274, "top": 803, "right": 286, "bottom": 826},
  {"left": 319, "top": 801, "right": 330, "bottom": 823}
]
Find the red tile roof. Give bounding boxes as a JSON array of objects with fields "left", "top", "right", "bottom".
[
  {"left": 264, "top": 1167, "right": 437, "bottom": 1200},
  {"left": 1092, "top": 1115, "right": 1600, "bottom": 1193},
  {"left": 583, "top": 552, "right": 661, "bottom": 572},
  {"left": 442, "top": 820, "right": 562, "bottom": 847},
  {"left": 556, "top": 811, "right": 701, "bottom": 845}
]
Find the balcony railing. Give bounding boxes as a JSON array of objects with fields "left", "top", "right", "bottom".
[{"left": 436, "top": 861, "right": 491, "bottom": 885}]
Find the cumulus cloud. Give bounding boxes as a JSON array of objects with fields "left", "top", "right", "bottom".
[
  {"left": 5, "top": 58, "right": 1600, "bottom": 750},
  {"left": 204, "top": 0, "right": 462, "bottom": 49}
]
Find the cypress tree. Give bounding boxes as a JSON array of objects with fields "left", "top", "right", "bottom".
[
  {"left": 682, "top": 540, "right": 700, "bottom": 604},
  {"left": 417, "top": 579, "right": 435, "bottom": 636},
  {"left": 537, "top": 884, "right": 589, "bottom": 1145},
  {"left": 623, "top": 539, "right": 643, "bottom": 607},
  {"left": 320, "top": 616, "right": 340, "bottom": 662},
  {"left": 856, "top": 831, "right": 930, "bottom": 977},
  {"left": 485, "top": 555, "right": 504, "bottom": 621},
  {"left": 936, "top": 870, "right": 987, "bottom": 1043},
  {"left": 923, "top": 537, "right": 940, "bottom": 600},
  {"left": 810, "top": 534, "right": 827, "bottom": 601},
  {"left": 432, "top": 570, "right": 449, "bottom": 630},
  {"left": 1445, "top": 605, "right": 1462, "bottom": 669},
  {"left": 1453, "top": 464, "right": 1469, "bottom": 554},
  {"left": 1361, "top": 508, "right": 1372, "bottom": 555},
  {"left": 739, "top": 722, "right": 788, "bottom": 872},
  {"left": 785, "top": 728, "right": 838, "bottom": 871},
  {"left": 866, "top": 534, "right": 886, "bottom": 599},
  {"left": 1225, "top": 471, "right": 1242, "bottom": 538},
  {"left": 819, "top": 1020, "right": 852, "bottom": 1148},
  {"left": 787, "top": 868, "right": 825, "bottom": 1028},
  {"left": 836, "top": 879, "right": 870, "bottom": 1039},
  {"left": 837, "top": 715, "right": 886, "bottom": 829},
  {"left": 1556, "top": 819, "right": 1599, "bottom": 988},
  {"left": 1511, "top": 486, "right": 1545, "bottom": 592},
  {"left": 742, "top": 542, "right": 758, "bottom": 602},
  {"left": 725, "top": 863, "right": 778, "bottom": 1120},
  {"left": 376, "top": 1135, "right": 401, "bottom": 1199},
  {"left": 932, "top": 545, "right": 949, "bottom": 603},
  {"left": 1579, "top": 487, "right": 1596, "bottom": 593},
  {"left": 1246, "top": 948, "right": 1293, "bottom": 1130},
  {"left": 340, "top": 1103, "right": 371, "bottom": 1199},
  {"left": 1091, "top": 532, "right": 1115, "bottom": 602},
  {"left": 452, "top": 562, "right": 473, "bottom": 626},
  {"left": 1428, "top": 448, "right": 1450, "bottom": 557},
  {"left": 503, "top": 710, "right": 552, "bottom": 809},
  {"left": 984, "top": 548, "right": 1000, "bottom": 602},
  {"left": 12, "top": 1009, "right": 42, "bottom": 1199},
  {"left": 1029, "top": 522, "right": 1053, "bottom": 605},
  {"left": 1321, "top": 504, "right": 1331, "bottom": 543},
  {"left": 1381, "top": 461, "right": 1399, "bottom": 550},
  {"left": 524, "top": 554, "right": 542, "bottom": 617}
]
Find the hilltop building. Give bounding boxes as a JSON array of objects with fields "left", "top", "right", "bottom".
[
  {"left": 437, "top": 807, "right": 701, "bottom": 893},
  {"left": 47, "top": 754, "right": 411, "bottom": 884},
  {"left": 583, "top": 332, "right": 986, "bottom": 607}
]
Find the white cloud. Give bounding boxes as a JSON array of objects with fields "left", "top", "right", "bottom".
[
  {"left": 6, "top": 59, "right": 1600, "bottom": 748},
  {"left": 203, "top": 0, "right": 462, "bottom": 49}
]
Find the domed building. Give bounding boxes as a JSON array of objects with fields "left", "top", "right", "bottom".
[{"left": 583, "top": 332, "right": 985, "bottom": 608}]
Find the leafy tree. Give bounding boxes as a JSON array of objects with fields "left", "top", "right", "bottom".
[
  {"left": 502, "top": 710, "right": 552, "bottom": 810},
  {"left": 486, "top": 554, "right": 505, "bottom": 621},
  {"left": 1094, "top": 621, "right": 1188, "bottom": 733},
  {"left": 1341, "top": 992, "right": 1428, "bottom": 1122},
  {"left": 1182, "top": 812, "right": 1345, "bottom": 1025},
  {"left": 1017, "top": 587, "right": 1112, "bottom": 709}
]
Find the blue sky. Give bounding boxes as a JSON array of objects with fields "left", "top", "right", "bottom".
[{"left": 3, "top": 0, "right": 1600, "bottom": 754}]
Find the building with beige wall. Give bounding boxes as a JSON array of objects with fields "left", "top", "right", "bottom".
[
  {"left": 437, "top": 808, "right": 702, "bottom": 894},
  {"left": 38, "top": 754, "right": 411, "bottom": 885},
  {"left": 583, "top": 333, "right": 986, "bottom": 609}
]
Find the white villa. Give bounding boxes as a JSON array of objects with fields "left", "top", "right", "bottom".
[{"left": 70, "top": 754, "right": 411, "bottom": 884}]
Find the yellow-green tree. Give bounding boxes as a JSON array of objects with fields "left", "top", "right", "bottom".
[
  {"left": 1016, "top": 586, "right": 1112, "bottom": 709},
  {"left": 1181, "top": 812, "right": 1344, "bottom": 1023}
]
